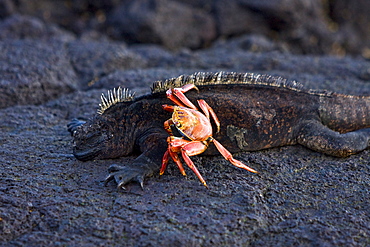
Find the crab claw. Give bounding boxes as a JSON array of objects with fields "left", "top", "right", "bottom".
[
  {"left": 166, "top": 84, "right": 199, "bottom": 109},
  {"left": 197, "top": 99, "right": 220, "bottom": 133}
]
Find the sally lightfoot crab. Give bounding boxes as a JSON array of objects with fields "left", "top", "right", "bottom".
[{"left": 160, "top": 84, "right": 258, "bottom": 187}]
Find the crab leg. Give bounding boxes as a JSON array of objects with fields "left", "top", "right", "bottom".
[
  {"left": 168, "top": 149, "right": 187, "bottom": 176},
  {"left": 162, "top": 104, "right": 175, "bottom": 112},
  {"left": 212, "top": 138, "right": 258, "bottom": 173},
  {"left": 160, "top": 150, "right": 171, "bottom": 175},
  {"left": 163, "top": 137, "right": 209, "bottom": 187},
  {"left": 197, "top": 99, "right": 220, "bottom": 133},
  {"left": 160, "top": 148, "right": 187, "bottom": 177},
  {"left": 180, "top": 140, "right": 209, "bottom": 187},
  {"left": 166, "top": 84, "right": 199, "bottom": 110},
  {"left": 181, "top": 150, "right": 207, "bottom": 187},
  {"left": 161, "top": 137, "right": 188, "bottom": 176},
  {"left": 163, "top": 119, "right": 174, "bottom": 135}
]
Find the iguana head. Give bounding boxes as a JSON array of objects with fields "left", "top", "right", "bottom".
[
  {"left": 70, "top": 87, "right": 135, "bottom": 161},
  {"left": 71, "top": 117, "right": 111, "bottom": 161}
]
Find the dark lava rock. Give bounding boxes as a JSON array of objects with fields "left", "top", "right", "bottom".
[
  {"left": 13, "top": 0, "right": 118, "bottom": 34},
  {"left": 0, "top": 14, "right": 75, "bottom": 42},
  {"left": 327, "top": 0, "right": 370, "bottom": 56},
  {"left": 90, "top": 68, "right": 199, "bottom": 92},
  {"left": 67, "top": 40, "right": 147, "bottom": 89},
  {"left": 0, "top": 40, "right": 77, "bottom": 109},
  {"left": 107, "top": 0, "right": 216, "bottom": 50},
  {"left": 3, "top": 0, "right": 369, "bottom": 55},
  {"left": 0, "top": 0, "right": 15, "bottom": 18},
  {"left": 210, "top": 0, "right": 361, "bottom": 55}
]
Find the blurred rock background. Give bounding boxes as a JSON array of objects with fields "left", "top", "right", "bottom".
[{"left": 0, "top": 0, "right": 368, "bottom": 56}]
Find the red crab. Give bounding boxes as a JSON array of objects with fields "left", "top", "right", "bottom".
[{"left": 160, "top": 84, "right": 257, "bottom": 187}]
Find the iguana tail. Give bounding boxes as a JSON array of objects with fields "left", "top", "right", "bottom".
[{"left": 319, "top": 93, "right": 370, "bottom": 133}]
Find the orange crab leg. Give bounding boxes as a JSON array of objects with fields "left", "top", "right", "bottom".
[
  {"left": 181, "top": 140, "right": 208, "bottom": 156},
  {"left": 197, "top": 99, "right": 220, "bottom": 133},
  {"left": 160, "top": 150, "right": 171, "bottom": 175},
  {"left": 161, "top": 137, "right": 189, "bottom": 176},
  {"left": 212, "top": 138, "right": 258, "bottom": 173},
  {"left": 162, "top": 136, "right": 210, "bottom": 187},
  {"left": 179, "top": 83, "right": 199, "bottom": 93},
  {"left": 167, "top": 149, "right": 186, "bottom": 176},
  {"left": 166, "top": 84, "right": 199, "bottom": 109},
  {"left": 162, "top": 104, "right": 175, "bottom": 113},
  {"left": 181, "top": 150, "right": 207, "bottom": 187},
  {"left": 163, "top": 119, "right": 174, "bottom": 135},
  {"left": 180, "top": 140, "right": 209, "bottom": 187}
]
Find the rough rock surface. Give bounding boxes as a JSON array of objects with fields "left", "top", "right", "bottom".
[
  {"left": 108, "top": 0, "right": 216, "bottom": 50},
  {"left": 1, "top": 1, "right": 370, "bottom": 246},
  {"left": 0, "top": 39, "right": 77, "bottom": 108}
]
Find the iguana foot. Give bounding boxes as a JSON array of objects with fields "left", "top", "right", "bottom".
[
  {"left": 104, "top": 164, "right": 147, "bottom": 190},
  {"left": 298, "top": 121, "right": 370, "bottom": 157}
]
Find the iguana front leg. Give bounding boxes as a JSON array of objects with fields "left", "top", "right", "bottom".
[
  {"left": 297, "top": 120, "right": 370, "bottom": 157},
  {"left": 104, "top": 132, "right": 168, "bottom": 189}
]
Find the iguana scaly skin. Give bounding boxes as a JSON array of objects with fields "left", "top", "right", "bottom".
[{"left": 67, "top": 72, "right": 370, "bottom": 188}]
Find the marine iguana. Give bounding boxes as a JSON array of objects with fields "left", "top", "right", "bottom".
[{"left": 68, "top": 72, "right": 370, "bottom": 189}]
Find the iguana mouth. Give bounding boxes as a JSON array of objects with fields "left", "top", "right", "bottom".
[
  {"left": 73, "top": 138, "right": 102, "bottom": 161},
  {"left": 71, "top": 120, "right": 109, "bottom": 161},
  {"left": 73, "top": 146, "right": 102, "bottom": 161},
  {"left": 72, "top": 131, "right": 106, "bottom": 161}
]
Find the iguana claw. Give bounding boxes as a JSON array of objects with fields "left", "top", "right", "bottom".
[{"left": 104, "top": 164, "right": 148, "bottom": 190}]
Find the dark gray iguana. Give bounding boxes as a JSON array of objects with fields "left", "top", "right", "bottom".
[{"left": 67, "top": 72, "right": 370, "bottom": 189}]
